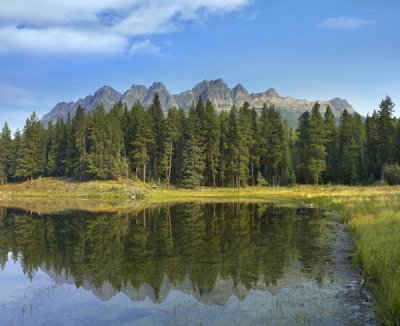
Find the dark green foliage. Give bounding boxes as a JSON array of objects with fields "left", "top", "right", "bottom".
[
  {"left": 86, "top": 105, "right": 128, "bottom": 180},
  {"left": 66, "top": 107, "right": 87, "bottom": 179},
  {"left": 203, "top": 100, "right": 220, "bottom": 187},
  {"left": 296, "top": 111, "right": 311, "bottom": 183},
  {"left": 2, "top": 95, "right": 399, "bottom": 187},
  {"left": 0, "top": 123, "right": 12, "bottom": 183},
  {"left": 377, "top": 96, "right": 396, "bottom": 173},
  {"left": 383, "top": 164, "right": 400, "bottom": 185},
  {"left": 308, "top": 103, "right": 326, "bottom": 184},
  {"left": 338, "top": 110, "right": 360, "bottom": 184},
  {"left": 161, "top": 107, "right": 184, "bottom": 184},
  {"left": 259, "top": 105, "right": 285, "bottom": 185},
  {"left": 147, "top": 94, "right": 165, "bottom": 182},
  {"left": 181, "top": 105, "right": 205, "bottom": 188},
  {"left": 127, "top": 101, "right": 154, "bottom": 182},
  {"left": 323, "top": 106, "right": 338, "bottom": 183},
  {"left": 16, "top": 112, "right": 47, "bottom": 180}
]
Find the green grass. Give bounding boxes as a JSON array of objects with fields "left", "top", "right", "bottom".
[
  {"left": 1, "top": 178, "right": 400, "bottom": 324},
  {"left": 0, "top": 177, "right": 149, "bottom": 200}
]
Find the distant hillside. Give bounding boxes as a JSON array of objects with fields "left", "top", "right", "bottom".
[{"left": 41, "top": 79, "right": 356, "bottom": 127}]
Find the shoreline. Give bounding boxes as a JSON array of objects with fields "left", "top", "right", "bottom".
[{"left": 1, "top": 178, "right": 400, "bottom": 323}]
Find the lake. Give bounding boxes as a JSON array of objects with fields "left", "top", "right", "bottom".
[{"left": 0, "top": 202, "right": 375, "bottom": 325}]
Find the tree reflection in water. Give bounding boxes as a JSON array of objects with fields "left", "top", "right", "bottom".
[{"left": 0, "top": 203, "right": 333, "bottom": 304}]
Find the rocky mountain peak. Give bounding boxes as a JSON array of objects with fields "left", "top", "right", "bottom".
[
  {"left": 265, "top": 88, "right": 280, "bottom": 98},
  {"left": 192, "top": 79, "right": 232, "bottom": 110},
  {"left": 142, "top": 81, "right": 176, "bottom": 108},
  {"left": 41, "top": 80, "right": 358, "bottom": 127},
  {"left": 121, "top": 85, "right": 148, "bottom": 108}
]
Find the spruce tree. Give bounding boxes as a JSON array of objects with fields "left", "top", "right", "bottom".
[
  {"left": 226, "top": 107, "right": 241, "bottom": 187},
  {"left": 377, "top": 96, "right": 396, "bottom": 173},
  {"left": 181, "top": 105, "right": 205, "bottom": 188},
  {"left": 16, "top": 112, "right": 47, "bottom": 180},
  {"left": 0, "top": 123, "right": 12, "bottom": 183},
  {"left": 147, "top": 94, "right": 165, "bottom": 181},
  {"left": 365, "top": 111, "right": 380, "bottom": 179},
  {"left": 249, "top": 107, "right": 260, "bottom": 185},
  {"left": 323, "top": 106, "right": 338, "bottom": 183},
  {"left": 161, "top": 107, "right": 183, "bottom": 184},
  {"left": 66, "top": 107, "right": 87, "bottom": 179},
  {"left": 128, "top": 102, "right": 154, "bottom": 182},
  {"left": 308, "top": 103, "right": 326, "bottom": 184},
  {"left": 203, "top": 100, "right": 220, "bottom": 187},
  {"left": 296, "top": 111, "right": 311, "bottom": 183},
  {"left": 259, "top": 105, "right": 284, "bottom": 185},
  {"left": 8, "top": 129, "right": 21, "bottom": 181},
  {"left": 86, "top": 105, "right": 127, "bottom": 180},
  {"left": 338, "top": 110, "right": 360, "bottom": 184},
  {"left": 217, "top": 111, "right": 229, "bottom": 187}
]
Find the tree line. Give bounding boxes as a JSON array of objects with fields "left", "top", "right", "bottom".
[{"left": 0, "top": 94, "right": 398, "bottom": 187}]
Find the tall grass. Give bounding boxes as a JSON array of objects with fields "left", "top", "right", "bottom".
[{"left": 338, "top": 194, "right": 400, "bottom": 324}]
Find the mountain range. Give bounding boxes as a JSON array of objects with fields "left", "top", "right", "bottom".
[{"left": 41, "top": 79, "right": 356, "bottom": 127}]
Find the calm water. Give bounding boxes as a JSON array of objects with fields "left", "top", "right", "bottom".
[{"left": 0, "top": 203, "right": 368, "bottom": 325}]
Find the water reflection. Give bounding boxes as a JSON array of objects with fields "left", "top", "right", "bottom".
[
  {"left": 0, "top": 203, "right": 332, "bottom": 303},
  {"left": 0, "top": 203, "right": 341, "bottom": 325}
]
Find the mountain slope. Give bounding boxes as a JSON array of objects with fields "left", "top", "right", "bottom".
[{"left": 41, "top": 79, "right": 356, "bottom": 127}]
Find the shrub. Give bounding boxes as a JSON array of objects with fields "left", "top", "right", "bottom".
[{"left": 383, "top": 164, "right": 400, "bottom": 185}]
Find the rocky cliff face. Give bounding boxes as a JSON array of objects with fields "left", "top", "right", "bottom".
[
  {"left": 121, "top": 85, "right": 148, "bottom": 108},
  {"left": 41, "top": 79, "right": 356, "bottom": 126}
]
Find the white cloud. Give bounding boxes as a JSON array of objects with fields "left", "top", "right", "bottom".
[
  {"left": 0, "top": 0, "right": 250, "bottom": 54},
  {"left": 320, "top": 17, "right": 375, "bottom": 30},
  {"left": 129, "top": 40, "right": 160, "bottom": 55},
  {"left": 0, "top": 25, "right": 127, "bottom": 54}
]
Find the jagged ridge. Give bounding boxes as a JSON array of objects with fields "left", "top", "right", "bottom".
[{"left": 41, "top": 79, "right": 356, "bottom": 127}]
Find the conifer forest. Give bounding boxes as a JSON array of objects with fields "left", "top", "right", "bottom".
[{"left": 0, "top": 94, "right": 398, "bottom": 188}]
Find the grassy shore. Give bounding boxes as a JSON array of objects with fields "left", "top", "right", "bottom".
[
  {"left": 0, "top": 179, "right": 399, "bottom": 323},
  {"left": 0, "top": 177, "right": 149, "bottom": 200}
]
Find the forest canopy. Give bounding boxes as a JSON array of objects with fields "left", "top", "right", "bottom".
[{"left": 0, "top": 95, "right": 397, "bottom": 188}]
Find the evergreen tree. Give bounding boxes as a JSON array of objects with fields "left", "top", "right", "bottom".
[
  {"left": 86, "top": 105, "right": 127, "bottom": 180},
  {"left": 296, "top": 111, "right": 311, "bottom": 183},
  {"left": 161, "top": 107, "right": 183, "bottom": 184},
  {"left": 8, "top": 130, "right": 21, "bottom": 181},
  {"left": 259, "top": 105, "right": 285, "bottom": 185},
  {"left": 338, "top": 110, "right": 360, "bottom": 184},
  {"left": 322, "top": 106, "right": 338, "bottom": 183},
  {"left": 181, "top": 105, "right": 205, "bottom": 188},
  {"left": 249, "top": 107, "right": 260, "bottom": 185},
  {"left": 147, "top": 94, "right": 165, "bottom": 181},
  {"left": 308, "top": 103, "right": 326, "bottom": 184},
  {"left": 365, "top": 111, "right": 380, "bottom": 179},
  {"left": 45, "top": 121, "right": 57, "bottom": 176},
  {"left": 66, "top": 107, "right": 87, "bottom": 179},
  {"left": 16, "top": 112, "right": 47, "bottom": 180},
  {"left": 128, "top": 102, "right": 154, "bottom": 182},
  {"left": 281, "top": 122, "right": 296, "bottom": 185},
  {"left": 0, "top": 123, "right": 12, "bottom": 183},
  {"left": 203, "top": 100, "right": 220, "bottom": 187},
  {"left": 377, "top": 96, "right": 396, "bottom": 173},
  {"left": 226, "top": 107, "right": 241, "bottom": 187},
  {"left": 237, "top": 102, "right": 253, "bottom": 186},
  {"left": 217, "top": 111, "right": 229, "bottom": 187}
]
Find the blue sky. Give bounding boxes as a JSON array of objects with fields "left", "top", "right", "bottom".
[{"left": 0, "top": 0, "right": 399, "bottom": 131}]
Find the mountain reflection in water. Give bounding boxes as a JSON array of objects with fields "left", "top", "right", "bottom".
[{"left": 0, "top": 202, "right": 338, "bottom": 325}]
